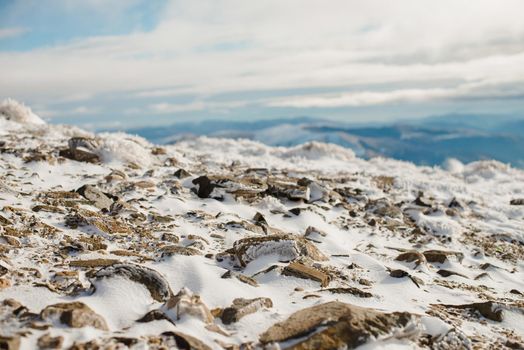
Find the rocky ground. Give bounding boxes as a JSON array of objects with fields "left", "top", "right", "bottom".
[{"left": 0, "top": 100, "right": 523, "bottom": 349}]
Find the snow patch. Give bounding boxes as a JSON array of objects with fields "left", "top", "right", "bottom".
[{"left": 0, "top": 98, "right": 45, "bottom": 125}]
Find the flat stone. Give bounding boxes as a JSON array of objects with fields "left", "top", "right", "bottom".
[
  {"left": 58, "top": 148, "right": 100, "bottom": 164},
  {"left": 221, "top": 297, "right": 273, "bottom": 325},
  {"left": 161, "top": 245, "right": 202, "bottom": 257},
  {"left": 40, "top": 302, "right": 109, "bottom": 330},
  {"left": 75, "top": 185, "right": 114, "bottom": 211},
  {"left": 259, "top": 301, "right": 418, "bottom": 349},
  {"left": 423, "top": 250, "right": 464, "bottom": 264},
  {"left": 282, "top": 262, "right": 330, "bottom": 287},
  {"left": 395, "top": 250, "right": 427, "bottom": 266},
  {"left": 439, "top": 301, "right": 504, "bottom": 322},
  {"left": 437, "top": 269, "right": 468, "bottom": 278},
  {"left": 319, "top": 287, "right": 373, "bottom": 298},
  {"left": 69, "top": 258, "right": 119, "bottom": 268}
]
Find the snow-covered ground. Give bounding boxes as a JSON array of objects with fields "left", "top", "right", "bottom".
[{"left": 0, "top": 100, "right": 523, "bottom": 349}]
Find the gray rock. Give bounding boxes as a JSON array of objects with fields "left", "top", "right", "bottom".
[{"left": 221, "top": 297, "right": 273, "bottom": 324}]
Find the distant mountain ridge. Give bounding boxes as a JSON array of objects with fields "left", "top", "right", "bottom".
[{"left": 117, "top": 114, "right": 524, "bottom": 168}]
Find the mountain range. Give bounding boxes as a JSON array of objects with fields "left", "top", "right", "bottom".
[{"left": 119, "top": 114, "right": 524, "bottom": 168}]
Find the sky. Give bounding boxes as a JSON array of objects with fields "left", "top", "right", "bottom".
[{"left": 1, "top": 0, "right": 524, "bottom": 128}]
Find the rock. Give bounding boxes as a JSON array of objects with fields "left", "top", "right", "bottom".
[
  {"left": 105, "top": 169, "right": 127, "bottom": 182},
  {"left": 437, "top": 269, "right": 468, "bottom": 278},
  {"left": 259, "top": 301, "right": 419, "bottom": 349},
  {"left": 68, "top": 137, "right": 99, "bottom": 151},
  {"left": 174, "top": 168, "right": 191, "bottom": 179},
  {"left": 59, "top": 148, "right": 100, "bottom": 164},
  {"left": 40, "top": 302, "right": 109, "bottom": 330},
  {"left": 510, "top": 199, "right": 524, "bottom": 206},
  {"left": 75, "top": 185, "right": 115, "bottom": 211},
  {"left": 448, "top": 197, "right": 466, "bottom": 209},
  {"left": 230, "top": 234, "right": 328, "bottom": 267},
  {"left": 221, "top": 297, "right": 273, "bottom": 325},
  {"left": 192, "top": 175, "right": 223, "bottom": 198},
  {"left": 395, "top": 250, "right": 427, "bottom": 266},
  {"left": 389, "top": 269, "right": 409, "bottom": 278},
  {"left": 413, "top": 194, "right": 433, "bottom": 208},
  {"left": 265, "top": 180, "right": 310, "bottom": 201},
  {"left": 439, "top": 301, "right": 504, "bottom": 322},
  {"left": 221, "top": 271, "right": 259, "bottom": 287},
  {"left": 253, "top": 212, "right": 267, "bottom": 225},
  {"left": 0, "top": 278, "right": 12, "bottom": 289},
  {"left": 162, "top": 287, "right": 214, "bottom": 324},
  {"left": 282, "top": 261, "right": 330, "bottom": 287},
  {"left": 389, "top": 269, "right": 423, "bottom": 287},
  {"left": 134, "top": 180, "right": 156, "bottom": 189},
  {"left": 94, "top": 263, "right": 172, "bottom": 302},
  {"left": 288, "top": 208, "right": 302, "bottom": 216},
  {"left": 160, "top": 245, "right": 202, "bottom": 257},
  {"left": 137, "top": 309, "right": 174, "bottom": 324},
  {"left": 37, "top": 334, "right": 64, "bottom": 349},
  {"left": 423, "top": 250, "right": 464, "bottom": 264},
  {"left": 305, "top": 226, "right": 327, "bottom": 238},
  {"left": 160, "top": 331, "right": 212, "bottom": 350},
  {"left": 0, "top": 336, "right": 20, "bottom": 350},
  {"left": 32, "top": 205, "right": 65, "bottom": 214},
  {"left": 319, "top": 287, "right": 373, "bottom": 298},
  {"left": 69, "top": 258, "right": 119, "bottom": 268},
  {"left": 65, "top": 209, "right": 131, "bottom": 235},
  {"left": 366, "top": 199, "right": 402, "bottom": 219}
]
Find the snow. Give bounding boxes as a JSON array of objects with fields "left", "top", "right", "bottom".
[
  {"left": 0, "top": 98, "right": 46, "bottom": 125},
  {"left": 1, "top": 102, "right": 523, "bottom": 349}
]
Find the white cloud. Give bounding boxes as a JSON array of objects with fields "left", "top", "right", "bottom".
[
  {"left": 0, "top": 27, "right": 28, "bottom": 39},
  {"left": 1, "top": 0, "right": 524, "bottom": 113},
  {"left": 148, "top": 100, "right": 250, "bottom": 114}
]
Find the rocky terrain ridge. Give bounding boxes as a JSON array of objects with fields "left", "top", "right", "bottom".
[{"left": 0, "top": 100, "right": 523, "bottom": 349}]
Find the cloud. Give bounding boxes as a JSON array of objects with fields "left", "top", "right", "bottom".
[
  {"left": 1, "top": 0, "right": 524, "bottom": 118},
  {"left": 0, "top": 27, "right": 28, "bottom": 39},
  {"left": 148, "top": 100, "right": 250, "bottom": 114},
  {"left": 268, "top": 78, "right": 524, "bottom": 108}
]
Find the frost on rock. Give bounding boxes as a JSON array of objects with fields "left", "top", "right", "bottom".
[
  {"left": 228, "top": 234, "right": 328, "bottom": 267},
  {"left": 97, "top": 132, "right": 153, "bottom": 167},
  {"left": 0, "top": 98, "right": 45, "bottom": 125}
]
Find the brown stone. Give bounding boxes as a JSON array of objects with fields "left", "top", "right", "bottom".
[
  {"left": 37, "top": 333, "right": 64, "bottom": 349},
  {"left": 0, "top": 277, "right": 11, "bottom": 289},
  {"left": 69, "top": 258, "right": 119, "bottom": 268},
  {"left": 40, "top": 302, "right": 109, "bottom": 330},
  {"left": 282, "top": 262, "right": 330, "bottom": 287},
  {"left": 0, "top": 336, "right": 20, "bottom": 350},
  {"left": 259, "top": 301, "right": 418, "bottom": 349},
  {"left": 395, "top": 250, "right": 427, "bottom": 266},
  {"left": 423, "top": 250, "right": 464, "bottom": 264},
  {"left": 58, "top": 148, "right": 100, "bottom": 164}
]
